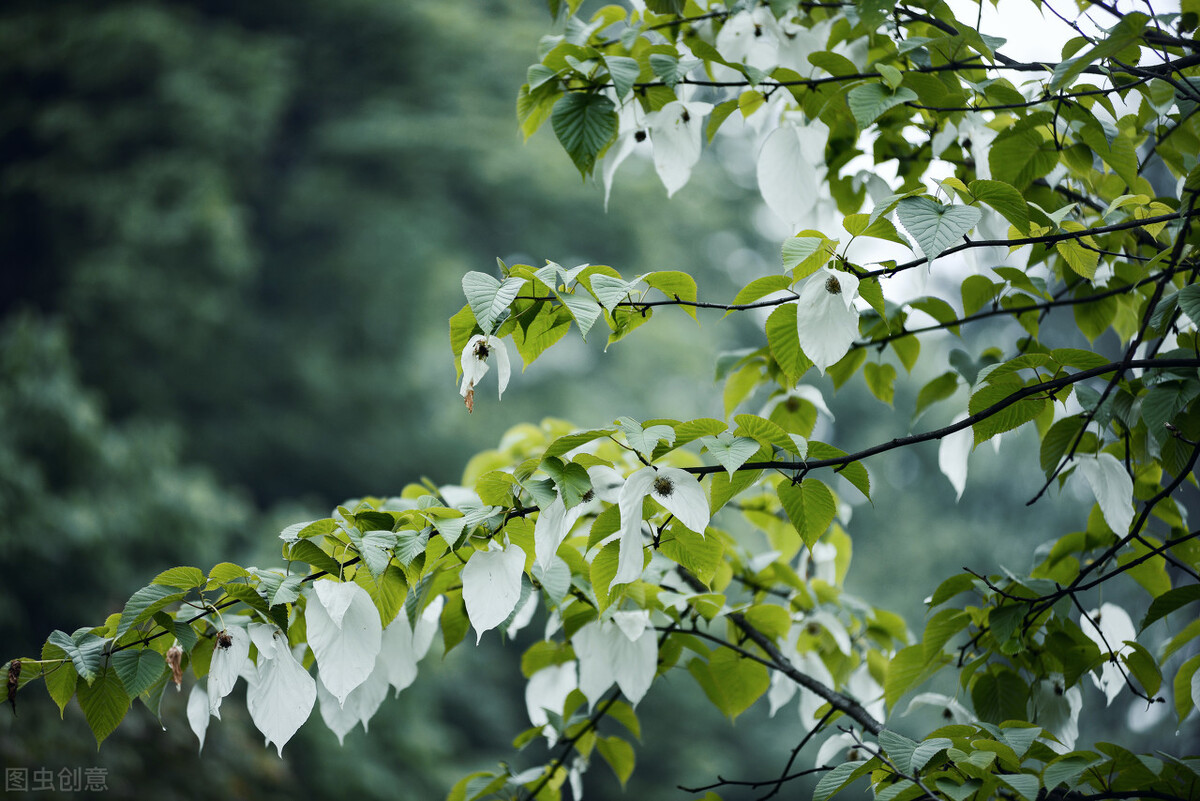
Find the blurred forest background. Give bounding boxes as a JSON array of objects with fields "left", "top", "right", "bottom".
[{"left": 0, "top": 1, "right": 1181, "bottom": 799}]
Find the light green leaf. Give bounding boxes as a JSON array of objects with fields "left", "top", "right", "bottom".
[
  {"left": 617, "top": 416, "right": 675, "bottom": 458},
  {"left": 969, "top": 180, "right": 1030, "bottom": 234},
  {"left": 700, "top": 432, "right": 760, "bottom": 475},
  {"left": 462, "top": 272, "right": 525, "bottom": 333},
  {"left": 777, "top": 478, "right": 835, "bottom": 551},
  {"left": 604, "top": 56, "right": 640, "bottom": 99},
  {"left": 895, "top": 197, "right": 982, "bottom": 260},
  {"left": 597, "top": 735, "right": 636, "bottom": 786},
  {"left": 846, "top": 83, "right": 917, "bottom": 128},
  {"left": 151, "top": 566, "right": 206, "bottom": 590},
  {"left": 76, "top": 665, "right": 130, "bottom": 747},
  {"left": 688, "top": 647, "right": 769, "bottom": 720}
]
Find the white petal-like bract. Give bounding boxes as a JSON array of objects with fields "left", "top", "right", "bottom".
[
  {"left": 525, "top": 662, "right": 578, "bottom": 728},
  {"left": 795, "top": 267, "right": 861, "bottom": 373},
  {"left": 246, "top": 629, "right": 317, "bottom": 756},
  {"left": 207, "top": 625, "right": 250, "bottom": 717},
  {"left": 462, "top": 541, "right": 526, "bottom": 643},
  {"left": 938, "top": 414, "right": 972, "bottom": 501},
  {"left": 757, "top": 123, "right": 825, "bottom": 230},
  {"left": 306, "top": 581, "right": 384, "bottom": 706},
  {"left": 647, "top": 101, "right": 713, "bottom": 197},
  {"left": 187, "top": 684, "right": 210, "bottom": 753}
]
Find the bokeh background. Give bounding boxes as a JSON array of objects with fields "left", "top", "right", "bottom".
[{"left": 0, "top": 1, "right": 1190, "bottom": 798}]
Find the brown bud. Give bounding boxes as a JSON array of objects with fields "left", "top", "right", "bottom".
[
  {"left": 216, "top": 630, "right": 234, "bottom": 650},
  {"left": 653, "top": 475, "right": 675, "bottom": 497},
  {"left": 167, "top": 644, "right": 184, "bottom": 690}
]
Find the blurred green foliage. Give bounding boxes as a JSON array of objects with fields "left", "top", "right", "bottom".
[{"left": 0, "top": 0, "right": 768, "bottom": 797}]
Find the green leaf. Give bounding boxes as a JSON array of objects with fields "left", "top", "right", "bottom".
[
  {"left": 969, "top": 381, "right": 1048, "bottom": 445},
  {"left": 287, "top": 539, "right": 343, "bottom": 576},
  {"left": 813, "top": 760, "right": 868, "bottom": 801},
  {"left": 1141, "top": 584, "right": 1200, "bottom": 630},
  {"left": 700, "top": 432, "right": 760, "bottom": 475},
  {"left": 765, "top": 304, "right": 813, "bottom": 382},
  {"left": 462, "top": 272, "right": 525, "bottom": 333},
  {"left": 895, "top": 197, "right": 981, "bottom": 260},
  {"left": 990, "top": 127, "right": 1059, "bottom": 189},
  {"left": 782, "top": 233, "right": 835, "bottom": 277},
  {"left": 604, "top": 56, "right": 640, "bottom": 100},
  {"left": 1178, "top": 284, "right": 1200, "bottom": 326},
  {"left": 879, "top": 729, "right": 919, "bottom": 773},
  {"left": 885, "top": 644, "right": 929, "bottom": 708},
  {"left": 659, "top": 519, "right": 723, "bottom": 585},
  {"left": 616, "top": 416, "right": 675, "bottom": 459},
  {"left": 1040, "top": 416, "right": 1084, "bottom": 476},
  {"left": 512, "top": 304, "right": 572, "bottom": 366},
  {"left": 1173, "top": 653, "right": 1200, "bottom": 725},
  {"left": 551, "top": 92, "right": 618, "bottom": 176},
  {"left": 863, "top": 362, "right": 896, "bottom": 405},
  {"left": 915, "top": 371, "right": 960, "bottom": 419},
  {"left": 597, "top": 735, "right": 636, "bottom": 786},
  {"left": 688, "top": 647, "right": 769, "bottom": 720},
  {"left": 558, "top": 290, "right": 603, "bottom": 340},
  {"left": 115, "top": 584, "right": 185, "bottom": 640},
  {"left": 971, "top": 667, "right": 1028, "bottom": 724},
  {"left": 111, "top": 649, "right": 166, "bottom": 698},
  {"left": 912, "top": 738, "right": 953, "bottom": 770},
  {"left": 1043, "top": 756, "right": 1102, "bottom": 792},
  {"left": 151, "top": 566, "right": 206, "bottom": 590},
  {"left": 645, "top": 270, "right": 699, "bottom": 320},
  {"left": 846, "top": 83, "right": 917, "bottom": 128},
  {"left": 777, "top": 479, "right": 836, "bottom": 551},
  {"left": 76, "top": 665, "right": 130, "bottom": 746},
  {"left": 41, "top": 642, "right": 77, "bottom": 718},
  {"left": 732, "top": 275, "right": 791, "bottom": 308},
  {"left": 969, "top": 180, "right": 1030, "bottom": 234},
  {"left": 47, "top": 630, "right": 108, "bottom": 686}
]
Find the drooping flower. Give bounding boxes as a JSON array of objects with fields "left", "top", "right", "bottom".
[
  {"left": 645, "top": 100, "right": 714, "bottom": 197},
  {"left": 613, "top": 466, "right": 709, "bottom": 587},
  {"left": 459, "top": 334, "right": 511, "bottom": 412},
  {"left": 534, "top": 465, "right": 624, "bottom": 573},
  {"left": 795, "top": 266, "right": 861, "bottom": 373},
  {"left": 1080, "top": 602, "right": 1136, "bottom": 705}
]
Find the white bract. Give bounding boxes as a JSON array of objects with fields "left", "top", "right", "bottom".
[
  {"left": 903, "top": 692, "right": 975, "bottom": 724},
  {"left": 459, "top": 334, "right": 511, "bottom": 405},
  {"left": 1029, "top": 674, "right": 1083, "bottom": 753},
  {"left": 614, "top": 466, "right": 710, "bottom": 587},
  {"left": 207, "top": 624, "right": 250, "bottom": 717},
  {"left": 187, "top": 684, "right": 210, "bottom": 753},
  {"left": 938, "top": 413, "right": 973, "bottom": 501},
  {"left": 715, "top": 7, "right": 780, "bottom": 71},
  {"left": 572, "top": 617, "right": 657, "bottom": 707},
  {"left": 380, "top": 596, "right": 444, "bottom": 695},
  {"left": 245, "top": 624, "right": 317, "bottom": 756},
  {"left": 757, "top": 119, "right": 829, "bottom": 231},
  {"left": 1080, "top": 602, "right": 1136, "bottom": 705},
  {"left": 525, "top": 662, "right": 577, "bottom": 730},
  {"left": 1074, "top": 452, "right": 1134, "bottom": 534},
  {"left": 316, "top": 662, "right": 388, "bottom": 746},
  {"left": 305, "top": 580, "right": 383, "bottom": 706},
  {"left": 646, "top": 100, "right": 714, "bottom": 197},
  {"left": 462, "top": 540, "right": 526, "bottom": 643},
  {"left": 794, "top": 267, "right": 861, "bottom": 373}
]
